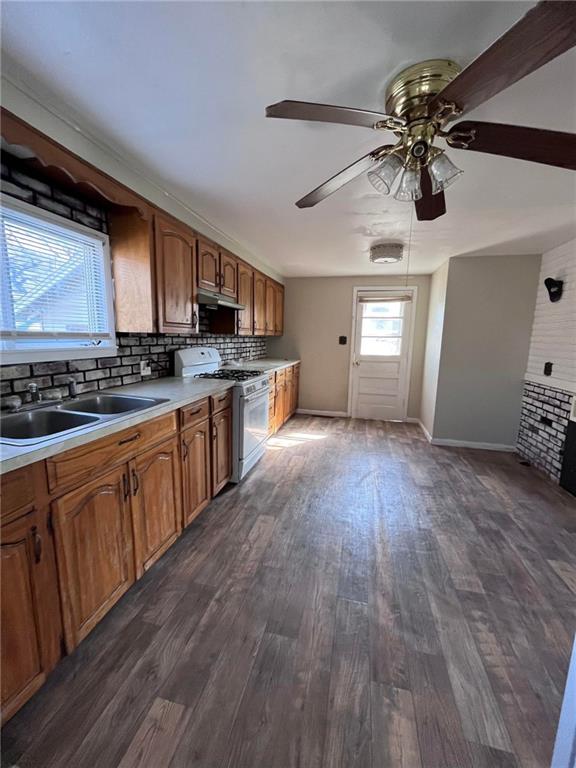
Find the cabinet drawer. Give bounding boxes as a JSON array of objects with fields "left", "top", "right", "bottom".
[
  {"left": 276, "top": 369, "right": 286, "bottom": 383},
  {"left": 268, "top": 372, "right": 276, "bottom": 387},
  {"left": 210, "top": 390, "right": 233, "bottom": 415},
  {"left": 180, "top": 398, "right": 210, "bottom": 431},
  {"left": 1, "top": 465, "right": 35, "bottom": 519},
  {"left": 46, "top": 413, "right": 177, "bottom": 496}
]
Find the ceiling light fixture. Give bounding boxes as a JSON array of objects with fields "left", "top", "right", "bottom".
[
  {"left": 428, "top": 151, "right": 463, "bottom": 194},
  {"left": 367, "top": 154, "right": 403, "bottom": 195},
  {"left": 369, "top": 242, "right": 403, "bottom": 264},
  {"left": 394, "top": 167, "right": 422, "bottom": 202}
]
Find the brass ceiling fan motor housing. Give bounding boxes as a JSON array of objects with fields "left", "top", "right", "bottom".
[{"left": 385, "top": 59, "right": 462, "bottom": 121}]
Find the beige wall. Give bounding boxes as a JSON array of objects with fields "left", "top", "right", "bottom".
[
  {"left": 420, "top": 261, "right": 449, "bottom": 437},
  {"left": 430, "top": 254, "right": 541, "bottom": 446},
  {"left": 267, "top": 275, "right": 431, "bottom": 418}
]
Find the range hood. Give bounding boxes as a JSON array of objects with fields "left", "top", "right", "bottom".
[{"left": 197, "top": 289, "right": 245, "bottom": 311}]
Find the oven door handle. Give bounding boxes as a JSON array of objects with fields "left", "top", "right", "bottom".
[{"left": 242, "top": 389, "right": 269, "bottom": 405}]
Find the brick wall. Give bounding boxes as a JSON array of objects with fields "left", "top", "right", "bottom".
[
  {"left": 517, "top": 381, "right": 573, "bottom": 482},
  {"left": 0, "top": 152, "right": 268, "bottom": 407}
]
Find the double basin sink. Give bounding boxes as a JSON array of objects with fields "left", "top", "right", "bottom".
[{"left": 0, "top": 394, "right": 169, "bottom": 446}]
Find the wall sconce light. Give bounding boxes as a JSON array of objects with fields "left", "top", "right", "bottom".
[{"left": 544, "top": 277, "right": 564, "bottom": 303}]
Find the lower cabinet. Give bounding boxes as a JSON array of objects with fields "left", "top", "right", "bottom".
[
  {"left": 52, "top": 466, "right": 136, "bottom": 652},
  {"left": 130, "top": 437, "right": 182, "bottom": 577},
  {"left": 1, "top": 508, "right": 61, "bottom": 724},
  {"left": 212, "top": 407, "right": 232, "bottom": 495},
  {"left": 269, "top": 364, "right": 300, "bottom": 435},
  {"left": 181, "top": 418, "right": 212, "bottom": 527}
]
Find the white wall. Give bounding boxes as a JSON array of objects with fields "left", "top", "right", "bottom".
[
  {"left": 267, "top": 275, "right": 431, "bottom": 419},
  {"left": 421, "top": 254, "right": 541, "bottom": 448},
  {"left": 420, "top": 261, "right": 449, "bottom": 438},
  {"left": 526, "top": 238, "right": 576, "bottom": 392}
]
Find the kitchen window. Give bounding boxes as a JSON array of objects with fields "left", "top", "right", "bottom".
[{"left": 0, "top": 197, "right": 116, "bottom": 363}]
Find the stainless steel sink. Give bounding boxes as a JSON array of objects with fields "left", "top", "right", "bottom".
[
  {"left": 0, "top": 410, "right": 100, "bottom": 445},
  {"left": 61, "top": 394, "right": 167, "bottom": 415},
  {"left": 0, "top": 393, "right": 170, "bottom": 446}
]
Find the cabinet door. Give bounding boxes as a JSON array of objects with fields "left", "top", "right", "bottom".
[
  {"left": 197, "top": 239, "right": 220, "bottom": 292},
  {"left": 52, "top": 466, "right": 135, "bottom": 651},
  {"left": 182, "top": 419, "right": 211, "bottom": 527},
  {"left": 274, "top": 283, "right": 284, "bottom": 336},
  {"left": 130, "top": 438, "right": 182, "bottom": 577},
  {"left": 253, "top": 271, "right": 267, "bottom": 336},
  {"left": 220, "top": 250, "right": 238, "bottom": 299},
  {"left": 155, "top": 214, "right": 196, "bottom": 333},
  {"left": 237, "top": 262, "right": 254, "bottom": 335},
  {"left": 274, "top": 382, "right": 285, "bottom": 432},
  {"left": 1, "top": 511, "right": 54, "bottom": 724},
  {"left": 211, "top": 408, "right": 232, "bottom": 496},
  {"left": 265, "top": 279, "right": 276, "bottom": 336}
]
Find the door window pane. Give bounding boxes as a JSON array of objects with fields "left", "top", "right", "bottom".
[
  {"left": 361, "top": 317, "right": 402, "bottom": 337},
  {"left": 362, "top": 301, "right": 404, "bottom": 318}
]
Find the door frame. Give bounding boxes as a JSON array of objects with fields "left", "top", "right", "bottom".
[{"left": 346, "top": 285, "right": 418, "bottom": 420}]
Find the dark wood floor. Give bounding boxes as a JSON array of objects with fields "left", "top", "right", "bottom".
[{"left": 3, "top": 417, "right": 576, "bottom": 768}]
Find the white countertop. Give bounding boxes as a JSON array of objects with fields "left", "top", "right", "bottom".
[
  {"left": 0, "top": 358, "right": 300, "bottom": 475},
  {"left": 224, "top": 358, "right": 300, "bottom": 373}
]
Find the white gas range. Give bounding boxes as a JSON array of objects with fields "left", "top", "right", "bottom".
[{"left": 175, "top": 348, "right": 269, "bottom": 483}]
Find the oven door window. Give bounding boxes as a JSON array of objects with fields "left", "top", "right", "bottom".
[{"left": 241, "top": 391, "right": 269, "bottom": 459}]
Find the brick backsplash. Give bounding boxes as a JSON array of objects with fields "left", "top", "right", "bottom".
[
  {"left": 517, "top": 380, "right": 573, "bottom": 482},
  {"left": 0, "top": 150, "right": 269, "bottom": 408},
  {"left": 0, "top": 330, "right": 268, "bottom": 406}
]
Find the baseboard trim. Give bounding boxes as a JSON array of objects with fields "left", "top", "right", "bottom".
[
  {"left": 408, "top": 418, "right": 432, "bottom": 442},
  {"left": 430, "top": 437, "right": 516, "bottom": 452},
  {"left": 296, "top": 409, "right": 349, "bottom": 418}
]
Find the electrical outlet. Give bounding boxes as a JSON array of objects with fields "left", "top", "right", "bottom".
[{"left": 139, "top": 360, "right": 152, "bottom": 376}]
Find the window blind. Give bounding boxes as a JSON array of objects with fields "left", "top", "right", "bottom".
[{"left": 0, "top": 202, "right": 115, "bottom": 356}]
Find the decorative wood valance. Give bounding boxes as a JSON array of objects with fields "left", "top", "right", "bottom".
[{"left": 1, "top": 108, "right": 152, "bottom": 219}]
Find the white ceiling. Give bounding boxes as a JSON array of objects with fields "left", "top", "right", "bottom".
[{"left": 2, "top": 1, "right": 575, "bottom": 276}]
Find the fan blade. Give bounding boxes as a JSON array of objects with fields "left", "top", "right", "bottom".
[
  {"left": 266, "top": 100, "right": 401, "bottom": 130},
  {"left": 447, "top": 121, "right": 576, "bottom": 170},
  {"left": 296, "top": 147, "right": 392, "bottom": 208},
  {"left": 415, "top": 168, "right": 446, "bottom": 221},
  {"left": 429, "top": 1, "right": 576, "bottom": 118}
]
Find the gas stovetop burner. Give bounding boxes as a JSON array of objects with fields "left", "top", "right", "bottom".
[{"left": 194, "top": 369, "right": 264, "bottom": 382}]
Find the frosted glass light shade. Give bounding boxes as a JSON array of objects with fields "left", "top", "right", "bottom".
[
  {"left": 394, "top": 168, "right": 422, "bottom": 202},
  {"left": 367, "top": 154, "right": 403, "bottom": 195},
  {"left": 428, "top": 152, "right": 463, "bottom": 194}
]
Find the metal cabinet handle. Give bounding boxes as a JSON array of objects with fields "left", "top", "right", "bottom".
[
  {"left": 189, "top": 406, "right": 202, "bottom": 416},
  {"left": 182, "top": 440, "right": 188, "bottom": 461},
  {"left": 131, "top": 469, "right": 140, "bottom": 496},
  {"left": 31, "top": 525, "right": 42, "bottom": 564},
  {"left": 118, "top": 432, "right": 141, "bottom": 446}
]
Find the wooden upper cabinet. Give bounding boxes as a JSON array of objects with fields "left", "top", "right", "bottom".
[
  {"left": 274, "top": 283, "right": 284, "bottom": 336},
  {"left": 265, "top": 279, "right": 276, "bottom": 336},
  {"left": 155, "top": 214, "right": 197, "bottom": 333},
  {"left": 197, "top": 239, "right": 220, "bottom": 292},
  {"left": 108, "top": 209, "right": 156, "bottom": 334},
  {"left": 220, "top": 250, "right": 238, "bottom": 299},
  {"left": 253, "top": 271, "right": 267, "bottom": 336},
  {"left": 237, "top": 262, "right": 254, "bottom": 335},
  {"left": 129, "top": 437, "right": 181, "bottom": 578},
  {"left": 52, "top": 466, "right": 135, "bottom": 651},
  {"left": 211, "top": 407, "right": 232, "bottom": 496}
]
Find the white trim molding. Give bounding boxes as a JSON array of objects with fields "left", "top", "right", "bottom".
[
  {"left": 296, "top": 409, "right": 348, "bottom": 418},
  {"left": 429, "top": 437, "right": 516, "bottom": 452}
]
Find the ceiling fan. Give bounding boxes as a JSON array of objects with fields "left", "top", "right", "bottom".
[{"left": 265, "top": 1, "right": 576, "bottom": 221}]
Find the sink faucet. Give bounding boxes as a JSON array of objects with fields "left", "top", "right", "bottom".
[
  {"left": 67, "top": 378, "right": 78, "bottom": 399},
  {"left": 27, "top": 383, "right": 42, "bottom": 403}
]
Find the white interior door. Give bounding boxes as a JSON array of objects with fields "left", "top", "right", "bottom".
[{"left": 350, "top": 290, "right": 414, "bottom": 421}]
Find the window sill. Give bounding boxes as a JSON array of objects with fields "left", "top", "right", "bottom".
[{"left": 1, "top": 345, "right": 118, "bottom": 365}]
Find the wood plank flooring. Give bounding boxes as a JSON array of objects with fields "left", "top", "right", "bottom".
[{"left": 3, "top": 416, "right": 576, "bottom": 768}]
